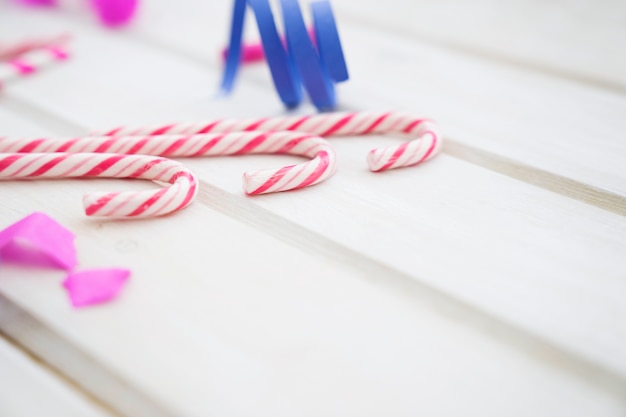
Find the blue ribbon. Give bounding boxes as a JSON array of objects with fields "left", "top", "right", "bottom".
[{"left": 220, "top": 0, "right": 349, "bottom": 111}]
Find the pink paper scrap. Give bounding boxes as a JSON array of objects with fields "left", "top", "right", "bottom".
[
  {"left": 90, "top": 0, "right": 138, "bottom": 27},
  {"left": 0, "top": 212, "right": 77, "bottom": 270},
  {"left": 63, "top": 268, "right": 130, "bottom": 307}
]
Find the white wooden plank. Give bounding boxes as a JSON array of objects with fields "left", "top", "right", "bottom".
[
  {"left": 330, "top": 0, "right": 626, "bottom": 91},
  {"left": 116, "top": 0, "right": 626, "bottom": 201},
  {"left": 337, "top": 24, "right": 626, "bottom": 199},
  {"left": 0, "top": 336, "right": 111, "bottom": 417},
  {"left": 2, "top": 8, "right": 626, "bottom": 381},
  {"left": 2, "top": 105, "right": 623, "bottom": 415},
  {"left": 1, "top": 174, "right": 624, "bottom": 417}
]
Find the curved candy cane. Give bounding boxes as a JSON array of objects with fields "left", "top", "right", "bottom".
[
  {"left": 96, "top": 111, "right": 442, "bottom": 172},
  {"left": 1, "top": 112, "right": 440, "bottom": 219},
  {"left": 0, "top": 131, "right": 336, "bottom": 196},
  {"left": 0, "top": 153, "right": 197, "bottom": 218},
  {"left": 0, "top": 132, "right": 336, "bottom": 218}
]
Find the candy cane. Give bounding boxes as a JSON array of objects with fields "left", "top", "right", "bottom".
[
  {"left": 0, "top": 153, "right": 197, "bottom": 218},
  {"left": 96, "top": 111, "right": 442, "bottom": 172},
  {"left": 14, "top": 0, "right": 138, "bottom": 28},
  {"left": 1, "top": 112, "right": 439, "bottom": 218},
  {"left": 0, "top": 45, "right": 69, "bottom": 89},
  {"left": 0, "top": 33, "right": 70, "bottom": 61},
  {"left": 0, "top": 131, "right": 336, "bottom": 209}
]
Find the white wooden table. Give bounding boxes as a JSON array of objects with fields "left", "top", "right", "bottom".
[{"left": 1, "top": 1, "right": 625, "bottom": 416}]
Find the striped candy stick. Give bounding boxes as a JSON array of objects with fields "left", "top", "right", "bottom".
[
  {"left": 0, "top": 131, "right": 337, "bottom": 196},
  {"left": 96, "top": 111, "right": 442, "bottom": 172},
  {"left": 0, "top": 33, "right": 71, "bottom": 61},
  {"left": 0, "top": 45, "right": 69, "bottom": 89},
  {"left": 0, "top": 152, "right": 198, "bottom": 218}
]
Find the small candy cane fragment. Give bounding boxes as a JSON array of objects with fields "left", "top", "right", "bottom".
[
  {"left": 0, "top": 131, "right": 337, "bottom": 196},
  {"left": 0, "top": 153, "right": 198, "bottom": 218},
  {"left": 0, "top": 33, "right": 70, "bottom": 61},
  {"left": 96, "top": 111, "right": 442, "bottom": 172},
  {"left": 0, "top": 46, "right": 69, "bottom": 90}
]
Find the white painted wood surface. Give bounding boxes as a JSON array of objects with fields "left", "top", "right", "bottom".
[
  {"left": 0, "top": 336, "right": 110, "bottom": 417},
  {"left": 0, "top": 1, "right": 625, "bottom": 416},
  {"left": 330, "top": 0, "right": 626, "bottom": 91}
]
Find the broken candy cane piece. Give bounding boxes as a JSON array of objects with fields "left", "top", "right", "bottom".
[
  {"left": 15, "top": 0, "right": 138, "bottom": 28},
  {"left": 0, "top": 45, "right": 69, "bottom": 90},
  {"left": 63, "top": 268, "right": 130, "bottom": 307},
  {"left": 0, "top": 212, "right": 77, "bottom": 270}
]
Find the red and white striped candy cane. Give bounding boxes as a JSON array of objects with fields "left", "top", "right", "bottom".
[
  {"left": 0, "top": 33, "right": 70, "bottom": 61},
  {"left": 0, "top": 152, "right": 197, "bottom": 218},
  {"left": 0, "top": 130, "right": 336, "bottom": 201},
  {"left": 0, "top": 45, "right": 69, "bottom": 89},
  {"left": 97, "top": 111, "right": 442, "bottom": 172}
]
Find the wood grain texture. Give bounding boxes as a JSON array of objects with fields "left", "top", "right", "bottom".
[
  {"left": 1, "top": 180, "right": 624, "bottom": 416},
  {"left": 1, "top": 6, "right": 626, "bottom": 379},
  {"left": 0, "top": 335, "right": 112, "bottom": 417},
  {"left": 331, "top": 0, "right": 626, "bottom": 92},
  {"left": 0, "top": 108, "right": 620, "bottom": 414},
  {"left": 1, "top": 2, "right": 626, "bottom": 416}
]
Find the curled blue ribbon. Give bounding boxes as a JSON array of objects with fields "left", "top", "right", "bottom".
[{"left": 220, "top": 0, "right": 349, "bottom": 111}]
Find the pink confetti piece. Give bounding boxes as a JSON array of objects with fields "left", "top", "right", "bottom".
[
  {"left": 0, "top": 212, "right": 77, "bottom": 270},
  {"left": 63, "top": 268, "right": 130, "bottom": 307},
  {"left": 90, "top": 0, "right": 139, "bottom": 28}
]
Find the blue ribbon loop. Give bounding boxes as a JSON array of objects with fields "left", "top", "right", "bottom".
[{"left": 220, "top": 0, "right": 349, "bottom": 111}]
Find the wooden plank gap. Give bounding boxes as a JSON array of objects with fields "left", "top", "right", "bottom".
[
  {"left": 195, "top": 179, "right": 626, "bottom": 400},
  {"left": 0, "top": 295, "right": 178, "bottom": 417},
  {"left": 338, "top": 12, "right": 626, "bottom": 96},
  {"left": 444, "top": 138, "right": 626, "bottom": 217},
  {"left": 0, "top": 330, "right": 120, "bottom": 417}
]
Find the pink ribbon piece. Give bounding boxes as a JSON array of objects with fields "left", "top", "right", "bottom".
[
  {"left": 63, "top": 268, "right": 130, "bottom": 307},
  {"left": 0, "top": 212, "right": 77, "bottom": 270}
]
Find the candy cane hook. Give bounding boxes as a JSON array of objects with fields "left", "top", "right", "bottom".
[
  {"left": 0, "top": 131, "right": 336, "bottom": 215},
  {"left": 0, "top": 153, "right": 198, "bottom": 218},
  {"left": 97, "top": 111, "right": 442, "bottom": 172}
]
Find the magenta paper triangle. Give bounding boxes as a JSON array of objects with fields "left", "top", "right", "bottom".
[
  {"left": 63, "top": 268, "right": 130, "bottom": 307},
  {"left": 0, "top": 212, "right": 77, "bottom": 270},
  {"left": 90, "top": 0, "right": 138, "bottom": 27}
]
